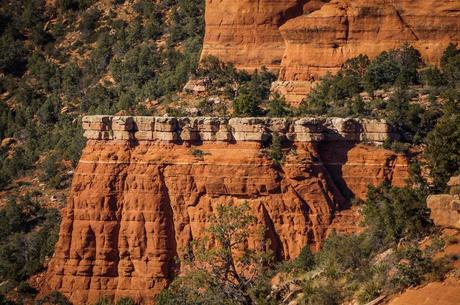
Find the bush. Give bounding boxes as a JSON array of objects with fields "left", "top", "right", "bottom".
[
  {"left": 302, "top": 280, "right": 341, "bottom": 305},
  {"left": 316, "top": 233, "right": 373, "bottom": 276},
  {"left": 267, "top": 132, "right": 283, "bottom": 165},
  {"left": 363, "top": 44, "right": 423, "bottom": 92},
  {"left": 233, "top": 93, "right": 262, "bottom": 117},
  {"left": 440, "top": 43, "right": 460, "bottom": 87},
  {"left": 292, "top": 246, "right": 315, "bottom": 272},
  {"left": 0, "top": 195, "right": 60, "bottom": 283},
  {"left": 391, "top": 247, "right": 438, "bottom": 290},
  {"left": 421, "top": 66, "right": 446, "bottom": 87},
  {"left": 425, "top": 90, "right": 460, "bottom": 191},
  {"left": 267, "top": 93, "right": 292, "bottom": 117},
  {"left": 0, "top": 34, "right": 27, "bottom": 75},
  {"left": 363, "top": 183, "right": 431, "bottom": 245},
  {"left": 27, "top": 53, "right": 61, "bottom": 91},
  {"left": 35, "top": 291, "right": 72, "bottom": 305}
]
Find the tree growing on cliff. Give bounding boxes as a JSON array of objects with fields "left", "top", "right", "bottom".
[
  {"left": 425, "top": 89, "right": 460, "bottom": 191},
  {"left": 156, "top": 202, "right": 274, "bottom": 305}
]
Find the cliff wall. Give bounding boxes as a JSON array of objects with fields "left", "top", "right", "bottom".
[
  {"left": 201, "top": 0, "right": 460, "bottom": 104},
  {"left": 200, "top": 0, "right": 310, "bottom": 71},
  {"left": 279, "top": 0, "right": 460, "bottom": 81},
  {"left": 46, "top": 116, "right": 409, "bottom": 304}
]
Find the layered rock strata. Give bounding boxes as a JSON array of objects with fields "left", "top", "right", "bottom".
[
  {"left": 82, "top": 115, "right": 397, "bottom": 144},
  {"left": 202, "top": 0, "right": 460, "bottom": 104},
  {"left": 47, "top": 116, "right": 408, "bottom": 304},
  {"left": 201, "top": 0, "right": 311, "bottom": 71},
  {"left": 427, "top": 176, "right": 460, "bottom": 230},
  {"left": 279, "top": 0, "right": 460, "bottom": 81}
]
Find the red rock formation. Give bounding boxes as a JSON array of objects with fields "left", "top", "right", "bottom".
[
  {"left": 279, "top": 0, "right": 460, "bottom": 81},
  {"left": 46, "top": 116, "right": 408, "bottom": 304},
  {"left": 201, "top": 0, "right": 311, "bottom": 71},
  {"left": 427, "top": 176, "right": 460, "bottom": 230},
  {"left": 201, "top": 0, "right": 460, "bottom": 104}
]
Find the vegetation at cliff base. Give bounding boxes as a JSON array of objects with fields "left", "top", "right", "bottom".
[
  {"left": 157, "top": 202, "right": 275, "bottom": 305},
  {"left": 0, "top": 193, "right": 60, "bottom": 302}
]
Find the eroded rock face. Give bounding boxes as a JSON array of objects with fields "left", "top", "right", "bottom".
[
  {"left": 47, "top": 116, "right": 408, "bottom": 304},
  {"left": 202, "top": 0, "right": 460, "bottom": 103},
  {"left": 201, "top": 0, "right": 310, "bottom": 71},
  {"left": 427, "top": 176, "right": 460, "bottom": 230},
  {"left": 279, "top": 0, "right": 460, "bottom": 81}
]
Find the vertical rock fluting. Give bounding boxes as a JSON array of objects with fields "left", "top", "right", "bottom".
[
  {"left": 201, "top": 0, "right": 309, "bottom": 71},
  {"left": 46, "top": 116, "right": 409, "bottom": 304}
]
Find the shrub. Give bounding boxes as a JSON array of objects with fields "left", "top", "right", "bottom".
[
  {"left": 302, "top": 280, "right": 341, "bottom": 305},
  {"left": 421, "top": 66, "right": 446, "bottom": 87},
  {"left": 191, "top": 149, "right": 208, "bottom": 159},
  {"left": 0, "top": 34, "right": 26, "bottom": 75},
  {"left": 267, "top": 132, "right": 283, "bottom": 165},
  {"left": 233, "top": 93, "right": 262, "bottom": 117},
  {"left": 156, "top": 202, "right": 268, "bottom": 305},
  {"left": 116, "top": 298, "right": 136, "bottom": 305},
  {"left": 441, "top": 43, "right": 460, "bottom": 87},
  {"left": 363, "top": 183, "right": 431, "bottom": 245},
  {"left": 391, "top": 247, "right": 437, "bottom": 290},
  {"left": 425, "top": 91, "right": 460, "bottom": 191},
  {"left": 356, "top": 281, "right": 381, "bottom": 305},
  {"left": 363, "top": 51, "right": 401, "bottom": 92},
  {"left": 292, "top": 246, "right": 315, "bottom": 272},
  {"left": 27, "top": 53, "right": 61, "bottom": 91},
  {"left": 0, "top": 195, "right": 60, "bottom": 282},
  {"left": 316, "top": 232, "right": 372, "bottom": 276},
  {"left": 267, "top": 93, "right": 292, "bottom": 117},
  {"left": 363, "top": 44, "right": 423, "bottom": 92},
  {"left": 92, "top": 297, "right": 112, "bottom": 305},
  {"left": 35, "top": 291, "right": 72, "bottom": 305}
]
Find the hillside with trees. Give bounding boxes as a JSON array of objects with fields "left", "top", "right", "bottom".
[{"left": 0, "top": 0, "right": 459, "bottom": 304}]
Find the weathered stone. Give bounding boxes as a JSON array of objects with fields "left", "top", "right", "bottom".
[
  {"left": 112, "top": 116, "right": 135, "bottom": 131},
  {"left": 183, "top": 79, "right": 208, "bottom": 94},
  {"left": 80, "top": 116, "right": 396, "bottom": 144},
  {"left": 201, "top": 0, "right": 309, "bottom": 71},
  {"left": 427, "top": 194, "right": 460, "bottom": 230},
  {"left": 155, "top": 117, "right": 178, "bottom": 132},
  {"left": 82, "top": 115, "right": 112, "bottom": 131},
  {"left": 448, "top": 176, "right": 460, "bottom": 187},
  {"left": 133, "top": 117, "right": 155, "bottom": 131},
  {"left": 202, "top": 0, "right": 460, "bottom": 104},
  {"left": 83, "top": 130, "right": 112, "bottom": 140}
]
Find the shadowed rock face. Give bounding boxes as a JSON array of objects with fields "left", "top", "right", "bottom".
[{"left": 46, "top": 116, "right": 409, "bottom": 304}]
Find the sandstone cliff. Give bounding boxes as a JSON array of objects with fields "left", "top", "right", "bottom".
[
  {"left": 46, "top": 116, "right": 408, "bottom": 304},
  {"left": 279, "top": 0, "right": 460, "bottom": 81},
  {"left": 201, "top": 0, "right": 460, "bottom": 103},
  {"left": 201, "top": 0, "right": 311, "bottom": 71}
]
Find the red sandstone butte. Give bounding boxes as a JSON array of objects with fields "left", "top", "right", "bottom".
[{"left": 46, "top": 116, "right": 409, "bottom": 304}]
